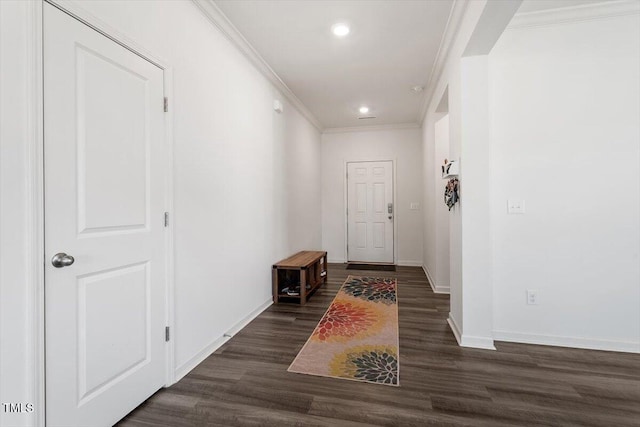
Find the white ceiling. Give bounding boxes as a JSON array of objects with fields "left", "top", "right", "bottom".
[
  {"left": 214, "top": 0, "right": 454, "bottom": 130},
  {"left": 213, "top": 0, "right": 614, "bottom": 130}
]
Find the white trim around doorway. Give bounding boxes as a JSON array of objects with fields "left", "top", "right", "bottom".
[{"left": 343, "top": 158, "right": 398, "bottom": 265}]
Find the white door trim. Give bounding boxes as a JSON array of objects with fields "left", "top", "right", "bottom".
[
  {"left": 27, "top": 2, "right": 176, "bottom": 425},
  {"left": 25, "top": 2, "right": 45, "bottom": 426},
  {"left": 343, "top": 158, "right": 397, "bottom": 264}
]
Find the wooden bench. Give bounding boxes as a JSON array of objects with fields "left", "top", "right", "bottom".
[{"left": 272, "top": 251, "right": 327, "bottom": 305}]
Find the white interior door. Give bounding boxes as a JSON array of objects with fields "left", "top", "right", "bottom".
[
  {"left": 347, "top": 161, "right": 394, "bottom": 263},
  {"left": 44, "top": 4, "right": 167, "bottom": 426}
]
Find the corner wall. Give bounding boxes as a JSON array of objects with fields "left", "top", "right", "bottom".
[
  {"left": 489, "top": 12, "right": 640, "bottom": 352},
  {"left": 422, "top": 0, "right": 640, "bottom": 353},
  {"left": 421, "top": 0, "right": 490, "bottom": 343},
  {"left": 321, "top": 127, "right": 423, "bottom": 266}
]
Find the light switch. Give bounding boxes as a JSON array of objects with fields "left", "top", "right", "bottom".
[
  {"left": 507, "top": 199, "right": 525, "bottom": 214},
  {"left": 410, "top": 203, "right": 419, "bottom": 210}
]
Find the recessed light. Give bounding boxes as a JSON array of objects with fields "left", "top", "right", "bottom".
[
  {"left": 411, "top": 85, "right": 424, "bottom": 93},
  {"left": 332, "top": 23, "right": 350, "bottom": 37},
  {"left": 359, "top": 106, "right": 369, "bottom": 114}
]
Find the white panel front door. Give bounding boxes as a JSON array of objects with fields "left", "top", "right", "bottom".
[
  {"left": 347, "top": 161, "right": 394, "bottom": 263},
  {"left": 44, "top": 4, "right": 167, "bottom": 426}
]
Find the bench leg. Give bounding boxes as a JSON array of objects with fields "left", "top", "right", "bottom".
[
  {"left": 272, "top": 267, "right": 278, "bottom": 304},
  {"left": 300, "top": 268, "right": 307, "bottom": 305}
]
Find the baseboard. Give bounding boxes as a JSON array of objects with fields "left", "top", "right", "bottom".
[
  {"left": 397, "top": 260, "right": 423, "bottom": 267},
  {"left": 493, "top": 330, "right": 640, "bottom": 354},
  {"left": 330, "top": 259, "right": 423, "bottom": 267},
  {"left": 423, "top": 265, "right": 437, "bottom": 293},
  {"left": 460, "top": 334, "right": 496, "bottom": 350},
  {"left": 226, "top": 298, "right": 273, "bottom": 336},
  {"left": 447, "top": 314, "right": 462, "bottom": 346},
  {"left": 174, "top": 335, "right": 228, "bottom": 383},
  {"left": 174, "top": 298, "right": 273, "bottom": 382},
  {"left": 447, "top": 314, "right": 496, "bottom": 350},
  {"left": 422, "top": 265, "right": 450, "bottom": 294},
  {"left": 434, "top": 284, "right": 450, "bottom": 293}
]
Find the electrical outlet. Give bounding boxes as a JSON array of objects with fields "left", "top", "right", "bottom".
[
  {"left": 508, "top": 199, "right": 525, "bottom": 214},
  {"left": 410, "top": 202, "right": 419, "bottom": 210},
  {"left": 527, "top": 289, "right": 538, "bottom": 305}
]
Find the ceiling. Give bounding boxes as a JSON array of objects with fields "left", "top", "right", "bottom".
[
  {"left": 213, "top": 0, "right": 613, "bottom": 130},
  {"left": 214, "top": 0, "right": 454, "bottom": 130}
]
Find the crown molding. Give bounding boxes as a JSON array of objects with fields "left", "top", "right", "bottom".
[
  {"left": 417, "top": 0, "right": 469, "bottom": 125},
  {"left": 508, "top": 0, "right": 639, "bottom": 29},
  {"left": 192, "top": 0, "right": 324, "bottom": 131},
  {"left": 322, "top": 122, "right": 421, "bottom": 135}
]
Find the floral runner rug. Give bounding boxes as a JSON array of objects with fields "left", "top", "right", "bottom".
[{"left": 288, "top": 275, "right": 399, "bottom": 386}]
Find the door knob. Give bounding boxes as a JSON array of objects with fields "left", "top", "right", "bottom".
[{"left": 51, "top": 252, "right": 75, "bottom": 268}]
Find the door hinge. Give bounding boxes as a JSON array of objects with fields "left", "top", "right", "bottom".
[
  {"left": 165, "top": 326, "right": 170, "bottom": 342},
  {"left": 164, "top": 212, "right": 169, "bottom": 227},
  {"left": 163, "top": 97, "right": 169, "bottom": 112}
]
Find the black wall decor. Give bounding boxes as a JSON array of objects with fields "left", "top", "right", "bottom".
[{"left": 444, "top": 178, "right": 459, "bottom": 211}]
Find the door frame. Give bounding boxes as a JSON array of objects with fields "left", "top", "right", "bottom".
[
  {"left": 344, "top": 158, "right": 398, "bottom": 264},
  {"left": 27, "top": 2, "right": 176, "bottom": 425}
]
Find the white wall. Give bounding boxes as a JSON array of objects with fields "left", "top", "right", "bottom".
[
  {"left": 459, "top": 55, "right": 494, "bottom": 349},
  {"left": 421, "top": 0, "right": 488, "bottom": 343},
  {"left": 422, "top": 1, "right": 639, "bottom": 353},
  {"left": 421, "top": 119, "right": 436, "bottom": 285},
  {"left": 489, "top": 13, "right": 640, "bottom": 352},
  {"left": 432, "top": 115, "right": 450, "bottom": 293},
  {"left": 56, "top": 0, "right": 322, "bottom": 374},
  {"left": 279, "top": 110, "right": 323, "bottom": 253},
  {"left": 0, "top": 1, "right": 321, "bottom": 424},
  {"left": 322, "top": 127, "right": 423, "bottom": 266}
]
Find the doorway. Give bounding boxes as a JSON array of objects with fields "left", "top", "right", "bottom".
[{"left": 346, "top": 160, "right": 394, "bottom": 264}]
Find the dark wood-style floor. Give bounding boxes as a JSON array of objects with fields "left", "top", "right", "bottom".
[{"left": 119, "top": 264, "right": 640, "bottom": 426}]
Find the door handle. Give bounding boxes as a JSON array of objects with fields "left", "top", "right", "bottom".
[{"left": 51, "top": 252, "right": 75, "bottom": 268}]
